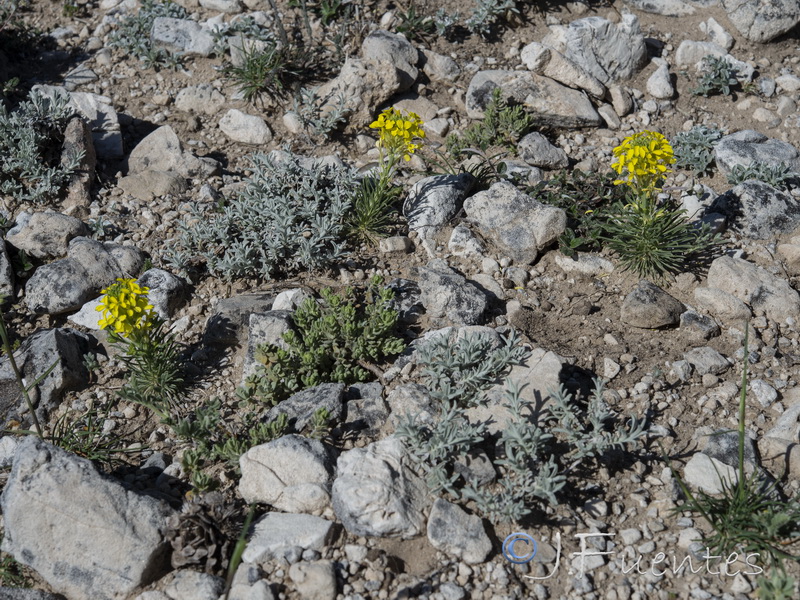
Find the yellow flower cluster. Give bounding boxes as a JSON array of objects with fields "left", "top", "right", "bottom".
[
  {"left": 611, "top": 131, "right": 675, "bottom": 190},
  {"left": 369, "top": 107, "right": 425, "bottom": 161},
  {"left": 96, "top": 278, "right": 155, "bottom": 337}
]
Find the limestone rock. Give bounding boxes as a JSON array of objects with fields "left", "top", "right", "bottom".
[
  {"left": 332, "top": 436, "right": 428, "bottom": 538},
  {"left": 239, "top": 435, "right": 336, "bottom": 514},
  {"left": 403, "top": 173, "right": 474, "bottom": 238},
  {"left": 706, "top": 255, "right": 800, "bottom": 322},
  {"left": 2, "top": 437, "right": 173, "bottom": 600},
  {"left": 413, "top": 260, "right": 489, "bottom": 326},
  {"left": 427, "top": 498, "right": 492, "bottom": 564},
  {"left": 464, "top": 181, "right": 566, "bottom": 264},
  {"left": 465, "top": 70, "right": 601, "bottom": 128},
  {"left": 543, "top": 14, "right": 648, "bottom": 84},
  {"left": 711, "top": 181, "right": 800, "bottom": 240},
  {"left": 720, "top": 0, "right": 800, "bottom": 42},
  {"left": 714, "top": 130, "right": 800, "bottom": 178}
]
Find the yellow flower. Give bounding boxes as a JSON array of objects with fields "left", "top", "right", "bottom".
[
  {"left": 369, "top": 107, "right": 425, "bottom": 161},
  {"left": 96, "top": 278, "right": 155, "bottom": 337},
  {"left": 611, "top": 131, "right": 675, "bottom": 190}
]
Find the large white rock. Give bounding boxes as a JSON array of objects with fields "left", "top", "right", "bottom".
[
  {"left": 219, "top": 109, "right": 273, "bottom": 145},
  {"left": 1, "top": 437, "right": 173, "bottom": 600},
  {"left": 706, "top": 255, "right": 800, "bottom": 322},
  {"left": 239, "top": 435, "right": 336, "bottom": 514}
]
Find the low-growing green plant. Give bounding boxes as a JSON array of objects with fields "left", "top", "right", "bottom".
[
  {"left": 347, "top": 174, "right": 404, "bottom": 245},
  {"left": 178, "top": 401, "right": 288, "bottom": 490},
  {"left": 600, "top": 196, "right": 719, "bottom": 281},
  {"left": 446, "top": 88, "right": 533, "bottom": 156},
  {"left": 224, "top": 42, "right": 304, "bottom": 104},
  {"left": 211, "top": 14, "right": 274, "bottom": 57},
  {"left": 672, "top": 125, "right": 723, "bottom": 176},
  {"left": 47, "top": 398, "right": 136, "bottom": 466},
  {"left": 692, "top": 55, "right": 739, "bottom": 97},
  {"left": 395, "top": 2, "right": 435, "bottom": 41},
  {"left": 398, "top": 329, "right": 648, "bottom": 524},
  {"left": 465, "top": 0, "right": 517, "bottom": 37},
  {"left": 309, "top": 407, "right": 332, "bottom": 440},
  {"left": 0, "top": 89, "right": 83, "bottom": 206},
  {"left": 173, "top": 151, "right": 359, "bottom": 281},
  {"left": 0, "top": 534, "right": 30, "bottom": 588},
  {"left": 529, "top": 168, "right": 626, "bottom": 258},
  {"left": 727, "top": 161, "right": 797, "bottom": 190},
  {"left": 239, "top": 276, "right": 405, "bottom": 406},
  {"left": 108, "top": 0, "right": 187, "bottom": 69},
  {"left": 757, "top": 571, "right": 797, "bottom": 600}
]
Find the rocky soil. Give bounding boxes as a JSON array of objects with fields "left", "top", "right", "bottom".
[{"left": 2, "top": 0, "right": 800, "bottom": 599}]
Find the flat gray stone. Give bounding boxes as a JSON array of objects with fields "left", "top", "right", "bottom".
[
  {"left": 241, "top": 513, "right": 334, "bottom": 564},
  {"left": 712, "top": 181, "right": 800, "bottom": 240},
  {"left": 288, "top": 561, "right": 337, "bottom": 600},
  {"left": 413, "top": 260, "right": 488, "bottom": 326},
  {"left": 239, "top": 435, "right": 336, "bottom": 514},
  {"left": 164, "top": 570, "right": 225, "bottom": 600},
  {"left": 2, "top": 437, "right": 173, "bottom": 600},
  {"left": 203, "top": 293, "right": 275, "bottom": 346},
  {"left": 361, "top": 30, "right": 419, "bottom": 91},
  {"left": 684, "top": 346, "right": 730, "bottom": 375},
  {"left": 518, "top": 132, "right": 569, "bottom": 169},
  {"left": 693, "top": 287, "right": 752, "bottom": 322},
  {"left": 543, "top": 14, "right": 648, "bottom": 84},
  {"left": 219, "top": 109, "right": 272, "bottom": 145},
  {"left": 315, "top": 57, "right": 404, "bottom": 127},
  {"left": 465, "top": 70, "right": 601, "bottom": 127},
  {"left": 427, "top": 498, "right": 491, "bottom": 564},
  {"left": 137, "top": 268, "right": 184, "bottom": 320},
  {"left": 151, "top": 17, "right": 215, "bottom": 57},
  {"left": 620, "top": 280, "right": 684, "bottom": 329},
  {"left": 127, "top": 125, "right": 220, "bottom": 178},
  {"left": 714, "top": 130, "right": 800, "bottom": 178},
  {"left": 520, "top": 42, "right": 606, "bottom": 99},
  {"left": 174, "top": 83, "right": 226, "bottom": 115},
  {"left": 266, "top": 383, "right": 346, "bottom": 433},
  {"left": 706, "top": 255, "right": 800, "bottom": 322},
  {"left": 0, "top": 328, "right": 91, "bottom": 423},
  {"left": 118, "top": 170, "right": 188, "bottom": 201},
  {"left": 403, "top": 174, "right": 474, "bottom": 239},
  {"left": 6, "top": 211, "right": 88, "bottom": 259},
  {"left": 683, "top": 453, "right": 738, "bottom": 494}
]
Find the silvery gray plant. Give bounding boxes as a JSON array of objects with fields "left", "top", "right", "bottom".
[
  {"left": 293, "top": 86, "right": 349, "bottom": 139},
  {"left": 168, "top": 152, "right": 359, "bottom": 280},
  {"left": 416, "top": 327, "right": 529, "bottom": 407},
  {"left": 0, "top": 89, "right": 83, "bottom": 205},
  {"left": 726, "top": 161, "right": 797, "bottom": 191},
  {"left": 465, "top": 0, "right": 518, "bottom": 37},
  {"left": 398, "top": 329, "right": 649, "bottom": 523},
  {"left": 672, "top": 125, "right": 722, "bottom": 176}
]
